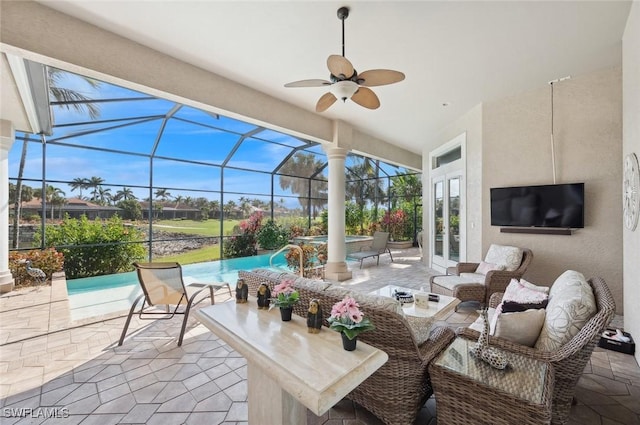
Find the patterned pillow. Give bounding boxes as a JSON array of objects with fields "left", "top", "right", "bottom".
[
  {"left": 484, "top": 244, "right": 524, "bottom": 271},
  {"left": 535, "top": 270, "right": 596, "bottom": 351},
  {"left": 475, "top": 261, "right": 506, "bottom": 275}
]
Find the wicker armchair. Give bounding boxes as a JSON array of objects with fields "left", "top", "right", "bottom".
[
  {"left": 457, "top": 276, "right": 616, "bottom": 425},
  {"left": 431, "top": 247, "right": 533, "bottom": 306},
  {"left": 239, "top": 269, "right": 456, "bottom": 425}
]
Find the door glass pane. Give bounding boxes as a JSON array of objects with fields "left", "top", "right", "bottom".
[
  {"left": 448, "top": 177, "right": 460, "bottom": 262},
  {"left": 434, "top": 181, "right": 444, "bottom": 257}
]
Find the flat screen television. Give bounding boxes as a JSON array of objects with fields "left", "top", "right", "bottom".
[{"left": 490, "top": 183, "right": 585, "bottom": 228}]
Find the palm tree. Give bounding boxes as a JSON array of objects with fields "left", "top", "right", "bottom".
[
  {"left": 346, "top": 158, "right": 385, "bottom": 233},
  {"left": 114, "top": 187, "right": 136, "bottom": 202},
  {"left": 209, "top": 200, "right": 220, "bottom": 219},
  {"left": 97, "top": 186, "right": 112, "bottom": 205},
  {"left": 87, "top": 176, "right": 105, "bottom": 202},
  {"left": 154, "top": 188, "right": 172, "bottom": 202},
  {"left": 239, "top": 196, "right": 252, "bottom": 218},
  {"left": 34, "top": 185, "right": 65, "bottom": 219},
  {"left": 13, "top": 68, "right": 101, "bottom": 248},
  {"left": 278, "top": 152, "right": 326, "bottom": 217},
  {"left": 69, "top": 177, "right": 89, "bottom": 199}
]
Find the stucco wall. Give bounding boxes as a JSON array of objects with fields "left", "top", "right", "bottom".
[
  {"left": 482, "top": 67, "right": 623, "bottom": 312},
  {"left": 622, "top": 0, "right": 640, "bottom": 364}
]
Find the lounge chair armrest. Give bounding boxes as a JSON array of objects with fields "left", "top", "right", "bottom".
[
  {"left": 457, "top": 262, "right": 479, "bottom": 274},
  {"left": 457, "top": 327, "right": 556, "bottom": 362},
  {"left": 484, "top": 270, "right": 521, "bottom": 294}
]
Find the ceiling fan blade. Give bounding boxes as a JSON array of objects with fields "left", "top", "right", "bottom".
[
  {"left": 284, "top": 79, "right": 331, "bottom": 88},
  {"left": 357, "top": 69, "right": 405, "bottom": 87},
  {"left": 316, "top": 92, "right": 337, "bottom": 112},
  {"left": 327, "top": 55, "right": 355, "bottom": 79},
  {"left": 351, "top": 87, "right": 380, "bottom": 110}
]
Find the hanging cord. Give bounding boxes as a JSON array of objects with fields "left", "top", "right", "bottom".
[
  {"left": 341, "top": 14, "right": 346, "bottom": 57},
  {"left": 548, "top": 76, "right": 570, "bottom": 184},
  {"left": 550, "top": 81, "right": 557, "bottom": 184}
]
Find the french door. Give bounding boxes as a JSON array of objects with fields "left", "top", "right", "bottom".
[{"left": 431, "top": 173, "right": 463, "bottom": 272}]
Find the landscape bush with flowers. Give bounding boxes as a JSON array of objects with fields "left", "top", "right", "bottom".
[
  {"left": 327, "top": 296, "right": 375, "bottom": 340},
  {"left": 269, "top": 278, "right": 300, "bottom": 309}
]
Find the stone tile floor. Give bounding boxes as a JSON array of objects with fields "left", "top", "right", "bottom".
[{"left": 0, "top": 248, "right": 638, "bottom": 424}]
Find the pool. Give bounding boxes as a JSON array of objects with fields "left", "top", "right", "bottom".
[{"left": 66, "top": 252, "right": 290, "bottom": 321}]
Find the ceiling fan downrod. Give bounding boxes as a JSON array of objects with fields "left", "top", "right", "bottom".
[{"left": 338, "top": 6, "right": 349, "bottom": 58}]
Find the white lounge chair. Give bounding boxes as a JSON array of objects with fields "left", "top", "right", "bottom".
[{"left": 349, "top": 231, "right": 394, "bottom": 269}]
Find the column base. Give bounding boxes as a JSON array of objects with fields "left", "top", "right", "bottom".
[
  {"left": 324, "top": 262, "right": 352, "bottom": 281},
  {"left": 0, "top": 270, "right": 15, "bottom": 294}
]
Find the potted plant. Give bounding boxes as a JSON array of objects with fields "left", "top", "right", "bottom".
[
  {"left": 327, "top": 296, "right": 375, "bottom": 351},
  {"left": 269, "top": 278, "right": 300, "bottom": 321}
]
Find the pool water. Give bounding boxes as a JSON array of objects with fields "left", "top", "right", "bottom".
[{"left": 66, "top": 252, "right": 289, "bottom": 321}]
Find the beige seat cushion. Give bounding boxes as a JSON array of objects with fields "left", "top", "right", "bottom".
[
  {"left": 535, "top": 270, "right": 597, "bottom": 351},
  {"left": 484, "top": 244, "right": 524, "bottom": 271},
  {"left": 459, "top": 272, "right": 487, "bottom": 283},
  {"left": 431, "top": 275, "right": 479, "bottom": 291}
]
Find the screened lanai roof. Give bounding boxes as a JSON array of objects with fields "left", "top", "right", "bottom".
[{"left": 10, "top": 64, "right": 417, "bottom": 208}]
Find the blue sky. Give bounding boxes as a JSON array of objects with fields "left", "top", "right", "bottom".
[{"left": 9, "top": 68, "right": 410, "bottom": 208}]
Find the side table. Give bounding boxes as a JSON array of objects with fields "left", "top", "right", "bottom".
[{"left": 429, "top": 337, "right": 553, "bottom": 425}]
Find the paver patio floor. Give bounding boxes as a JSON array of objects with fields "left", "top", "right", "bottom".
[{"left": 1, "top": 248, "right": 638, "bottom": 424}]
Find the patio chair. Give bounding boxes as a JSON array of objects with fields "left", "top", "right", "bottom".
[
  {"left": 348, "top": 231, "right": 394, "bottom": 269},
  {"left": 430, "top": 244, "right": 533, "bottom": 307},
  {"left": 118, "top": 262, "right": 232, "bottom": 346},
  {"left": 457, "top": 276, "right": 615, "bottom": 424}
]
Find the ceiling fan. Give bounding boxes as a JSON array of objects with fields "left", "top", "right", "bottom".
[{"left": 284, "top": 6, "right": 405, "bottom": 112}]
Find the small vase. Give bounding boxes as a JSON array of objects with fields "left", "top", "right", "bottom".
[
  {"left": 280, "top": 307, "right": 293, "bottom": 322},
  {"left": 341, "top": 333, "right": 357, "bottom": 351}
]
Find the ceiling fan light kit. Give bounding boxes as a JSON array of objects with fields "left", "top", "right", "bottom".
[{"left": 285, "top": 6, "right": 405, "bottom": 112}]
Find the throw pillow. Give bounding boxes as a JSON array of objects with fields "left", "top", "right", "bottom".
[
  {"left": 535, "top": 270, "right": 596, "bottom": 351},
  {"left": 475, "top": 261, "right": 506, "bottom": 275},
  {"left": 520, "top": 278, "right": 550, "bottom": 294},
  {"left": 484, "top": 244, "right": 524, "bottom": 271},
  {"left": 501, "top": 299, "right": 549, "bottom": 313},
  {"left": 490, "top": 278, "right": 549, "bottom": 332},
  {"left": 495, "top": 309, "right": 546, "bottom": 347}
]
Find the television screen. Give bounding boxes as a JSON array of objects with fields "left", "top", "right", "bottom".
[{"left": 490, "top": 183, "right": 584, "bottom": 228}]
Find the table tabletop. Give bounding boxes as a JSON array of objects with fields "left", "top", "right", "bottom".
[
  {"left": 434, "top": 337, "right": 550, "bottom": 404},
  {"left": 194, "top": 299, "right": 388, "bottom": 416},
  {"left": 369, "top": 284, "right": 460, "bottom": 319}
]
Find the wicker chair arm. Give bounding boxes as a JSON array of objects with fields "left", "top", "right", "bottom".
[
  {"left": 419, "top": 326, "right": 456, "bottom": 365},
  {"left": 457, "top": 327, "right": 555, "bottom": 361},
  {"left": 456, "top": 262, "right": 479, "bottom": 274},
  {"left": 489, "top": 292, "right": 504, "bottom": 308},
  {"left": 485, "top": 270, "right": 521, "bottom": 295}
]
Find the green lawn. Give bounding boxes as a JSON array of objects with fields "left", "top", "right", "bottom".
[
  {"left": 158, "top": 245, "right": 221, "bottom": 264},
  {"left": 153, "top": 219, "right": 240, "bottom": 236}
]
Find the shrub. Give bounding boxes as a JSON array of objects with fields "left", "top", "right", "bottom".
[
  {"left": 35, "top": 214, "right": 146, "bottom": 279},
  {"left": 223, "top": 234, "right": 257, "bottom": 258},
  {"left": 256, "top": 220, "right": 288, "bottom": 250},
  {"left": 381, "top": 209, "right": 411, "bottom": 241},
  {"left": 284, "top": 244, "right": 316, "bottom": 277},
  {"left": 9, "top": 248, "right": 64, "bottom": 286}
]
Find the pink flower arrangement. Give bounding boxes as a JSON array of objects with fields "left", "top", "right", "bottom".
[
  {"left": 269, "top": 279, "right": 300, "bottom": 309},
  {"left": 327, "top": 296, "right": 375, "bottom": 340}
]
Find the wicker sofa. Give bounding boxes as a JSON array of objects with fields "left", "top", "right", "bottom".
[
  {"left": 238, "top": 269, "right": 455, "bottom": 425},
  {"left": 457, "top": 275, "right": 615, "bottom": 425}
]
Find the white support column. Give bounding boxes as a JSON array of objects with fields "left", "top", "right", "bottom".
[
  {"left": 323, "top": 146, "right": 352, "bottom": 281},
  {"left": 0, "top": 120, "right": 16, "bottom": 293}
]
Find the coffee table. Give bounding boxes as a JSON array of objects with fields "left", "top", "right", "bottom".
[
  {"left": 369, "top": 284, "right": 460, "bottom": 319},
  {"left": 369, "top": 285, "right": 460, "bottom": 343}
]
